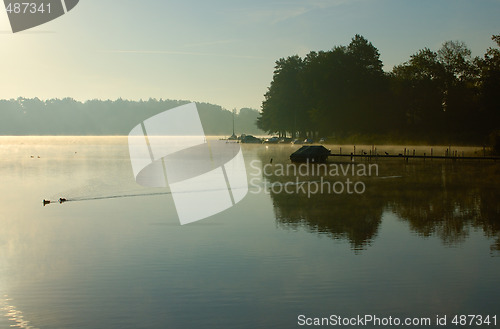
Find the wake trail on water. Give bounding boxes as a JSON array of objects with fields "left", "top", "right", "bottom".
[
  {"left": 44, "top": 177, "right": 403, "bottom": 205},
  {"left": 44, "top": 181, "right": 292, "bottom": 205},
  {"left": 68, "top": 190, "right": 173, "bottom": 202},
  {"left": 47, "top": 185, "right": 249, "bottom": 204},
  {"left": 43, "top": 190, "right": 173, "bottom": 205}
]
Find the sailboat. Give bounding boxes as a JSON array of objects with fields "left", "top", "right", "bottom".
[{"left": 228, "top": 109, "right": 238, "bottom": 140}]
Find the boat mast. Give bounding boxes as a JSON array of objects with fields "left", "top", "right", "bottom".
[{"left": 229, "top": 108, "right": 237, "bottom": 139}]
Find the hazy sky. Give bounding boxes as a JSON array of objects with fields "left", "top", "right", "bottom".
[{"left": 0, "top": 0, "right": 498, "bottom": 110}]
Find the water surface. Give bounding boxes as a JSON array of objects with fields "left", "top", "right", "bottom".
[{"left": 0, "top": 137, "right": 498, "bottom": 328}]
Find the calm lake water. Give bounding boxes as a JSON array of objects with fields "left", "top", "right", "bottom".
[{"left": 0, "top": 137, "right": 498, "bottom": 329}]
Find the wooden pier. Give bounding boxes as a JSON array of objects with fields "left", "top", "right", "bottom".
[
  {"left": 290, "top": 145, "right": 500, "bottom": 162},
  {"left": 324, "top": 145, "right": 500, "bottom": 161},
  {"left": 328, "top": 153, "right": 500, "bottom": 160}
]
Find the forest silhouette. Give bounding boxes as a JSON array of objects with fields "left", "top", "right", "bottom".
[
  {"left": 257, "top": 34, "right": 500, "bottom": 147},
  {"left": 0, "top": 98, "right": 263, "bottom": 136}
]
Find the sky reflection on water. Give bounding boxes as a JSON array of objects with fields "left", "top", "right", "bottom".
[{"left": 0, "top": 137, "right": 498, "bottom": 328}]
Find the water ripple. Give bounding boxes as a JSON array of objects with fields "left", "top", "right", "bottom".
[{"left": 1, "top": 295, "right": 38, "bottom": 329}]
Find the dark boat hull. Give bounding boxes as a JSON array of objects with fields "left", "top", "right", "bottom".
[{"left": 290, "top": 146, "right": 331, "bottom": 163}]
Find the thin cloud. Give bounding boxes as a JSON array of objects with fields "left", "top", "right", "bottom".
[
  {"left": 0, "top": 30, "right": 56, "bottom": 34},
  {"left": 246, "top": 6, "right": 310, "bottom": 24},
  {"left": 181, "top": 39, "right": 236, "bottom": 48},
  {"left": 238, "top": 0, "right": 357, "bottom": 24},
  {"left": 100, "top": 49, "right": 266, "bottom": 60}
]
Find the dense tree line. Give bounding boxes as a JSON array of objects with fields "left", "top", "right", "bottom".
[
  {"left": 257, "top": 34, "right": 500, "bottom": 145},
  {"left": 0, "top": 98, "right": 263, "bottom": 136}
]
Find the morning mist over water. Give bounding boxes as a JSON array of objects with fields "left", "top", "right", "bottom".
[
  {"left": 1, "top": 0, "right": 499, "bottom": 326},
  {"left": 0, "top": 138, "right": 498, "bottom": 329}
]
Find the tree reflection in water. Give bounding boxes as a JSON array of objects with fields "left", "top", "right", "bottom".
[{"left": 256, "top": 150, "right": 500, "bottom": 254}]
